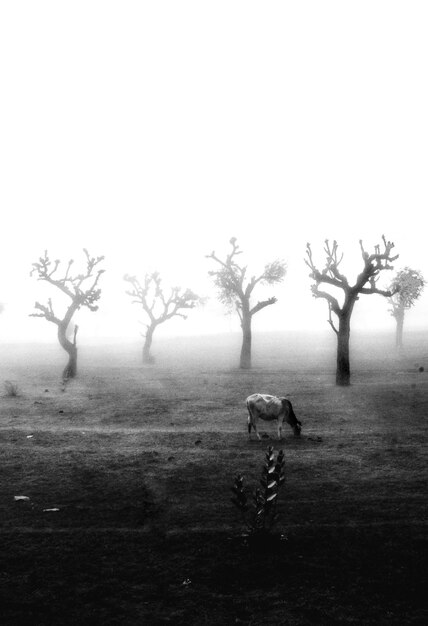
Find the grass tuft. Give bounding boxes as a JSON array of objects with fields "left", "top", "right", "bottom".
[{"left": 4, "top": 380, "right": 19, "bottom": 397}]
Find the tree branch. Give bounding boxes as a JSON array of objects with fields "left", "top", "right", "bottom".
[
  {"left": 29, "top": 301, "right": 61, "bottom": 325},
  {"left": 305, "top": 241, "right": 348, "bottom": 290},
  {"left": 250, "top": 297, "right": 277, "bottom": 316},
  {"left": 206, "top": 238, "right": 247, "bottom": 298},
  {"left": 359, "top": 286, "right": 394, "bottom": 297},
  {"left": 327, "top": 303, "right": 339, "bottom": 335},
  {"left": 310, "top": 285, "right": 341, "bottom": 316}
]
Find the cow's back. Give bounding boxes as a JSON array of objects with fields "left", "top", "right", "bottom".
[{"left": 246, "top": 393, "right": 282, "bottom": 420}]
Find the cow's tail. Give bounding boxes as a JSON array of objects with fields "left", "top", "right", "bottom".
[{"left": 290, "top": 403, "right": 301, "bottom": 427}]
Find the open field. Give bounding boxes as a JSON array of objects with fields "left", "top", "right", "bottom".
[{"left": 1, "top": 331, "right": 427, "bottom": 625}]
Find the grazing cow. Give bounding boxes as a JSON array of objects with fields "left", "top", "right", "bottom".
[{"left": 246, "top": 393, "right": 302, "bottom": 440}]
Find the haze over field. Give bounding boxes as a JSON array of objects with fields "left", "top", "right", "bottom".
[{"left": 1, "top": 1, "right": 427, "bottom": 344}]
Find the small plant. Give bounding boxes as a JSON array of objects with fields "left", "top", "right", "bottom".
[
  {"left": 4, "top": 380, "right": 19, "bottom": 397},
  {"left": 231, "top": 446, "right": 285, "bottom": 540}
]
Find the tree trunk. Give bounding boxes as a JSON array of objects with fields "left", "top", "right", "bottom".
[
  {"left": 240, "top": 312, "right": 252, "bottom": 369},
  {"left": 58, "top": 323, "right": 78, "bottom": 380},
  {"left": 395, "top": 309, "right": 405, "bottom": 352},
  {"left": 143, "top": 325, "right": 156, "bottom": 364},
  {"left": 336, "top": 313, "right": 351, "bottom": 386}
]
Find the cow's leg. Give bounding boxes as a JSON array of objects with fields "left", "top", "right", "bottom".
[
  {"left": 277, "top": 419, "right": 283, "bottom": 440},
  {"left": 251, "top": 415, "right": 261, "bottom": 440},
  {"left": 247, "top": 406, "right": 253, "bottom": 439},
  {"left": 253, "top": 420, "right": 261, "bottom": 440},
  {"left": 247, "top": 408, "right": 261, "bottom": 440}
]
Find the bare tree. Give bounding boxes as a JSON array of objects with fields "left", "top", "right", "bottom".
[
  {"left": 30, "top": 249, "right": 105, "bottom": 380},
  {"left": 388, "top": 267, "right": 425, "bottom": 351},
  {"left": 124, "top": 272, "right": 200, "bottom": 364},
  {"left": 305, "top": 236, "right": 398, "bottom": 386},
  {"left": 207, "top": 237, "right": 287, "bottom": 369}
]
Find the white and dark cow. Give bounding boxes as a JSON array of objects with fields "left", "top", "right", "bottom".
[{"left": 246, "top": 393, "right": 302, "bottom": 440}]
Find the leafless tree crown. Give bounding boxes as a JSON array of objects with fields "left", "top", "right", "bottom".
[
  {"left": 124, "top": 272, "right": 200, "bottom": 331},
  {"left": 30, "top": 249, "right": 105, "bottom": 324},
  {"left": 305, "top": 235, "right": 399, "bottom": 333}
]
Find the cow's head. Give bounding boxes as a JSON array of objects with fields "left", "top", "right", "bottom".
[{"left": 293, "top": 420, "right": 302, "bottom": 437}]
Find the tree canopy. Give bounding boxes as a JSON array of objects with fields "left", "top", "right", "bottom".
[
  {"left": 207, "top": 237, "right": 286, "bottom": 316},
  {"left": 389, "top": 267, "right": 425, "bottom": 314}
]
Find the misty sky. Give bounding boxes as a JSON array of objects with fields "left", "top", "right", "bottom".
[{"left": 1, "top": 2, "right": 427, "bottom": 343}]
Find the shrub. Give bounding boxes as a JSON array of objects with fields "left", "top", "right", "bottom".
[{"left": 231, "top": 446, "right": 285, "bottom": 539}]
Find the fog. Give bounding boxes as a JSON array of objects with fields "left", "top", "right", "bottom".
[
  {"left": 3, "top": 329, "right": 428, "bottom": 382},
  {"left": 1, "top": 2, "right": 427, "bottom": 346}
]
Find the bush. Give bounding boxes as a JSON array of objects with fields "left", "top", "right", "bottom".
[{"left": 231, "top": 446, "right": 285, "bottom": 539}]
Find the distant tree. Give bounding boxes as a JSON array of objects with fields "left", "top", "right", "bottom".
[
  {"left": 124, "top": 272, "right": 200, "bottom": 364},
  {"left": 388, "top": 267, "right": 425, "bottom": 351},
  {"left": 30, "top": 249, "right": 105, "bottom": 380},
  {"left": 305, "top": 236, "right": 398, "bottom": 386},
  {"left": 207, "top": 237, "right": 287, "bottom": 369}
]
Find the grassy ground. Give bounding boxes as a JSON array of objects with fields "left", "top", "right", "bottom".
[{"left": 1, "top": 332, "right": 427, "bottom": 624}]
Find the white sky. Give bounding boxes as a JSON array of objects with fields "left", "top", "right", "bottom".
[{"left": 1, "top": 1, "right": 427, "bottom": 343}]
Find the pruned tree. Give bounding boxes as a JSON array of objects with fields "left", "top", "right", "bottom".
[
  {"left": 30, "top": 249, "right": 105, "bottom": 380},
  {"left": 207, "top": 238, "right": 287, "bottom": 369},
  {"left": 388, "top": 267, "right": 425, "bottom": 351},
  {"left": 124, "top": 272, "right": 200, "bottom": 364},
  {"left": 305, "top": 236, "right": 398, "bottom": 386}
]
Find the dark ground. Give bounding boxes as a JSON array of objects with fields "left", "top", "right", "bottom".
[{"left": 1, "top": 332, "right": 427, "bottom": 624}]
